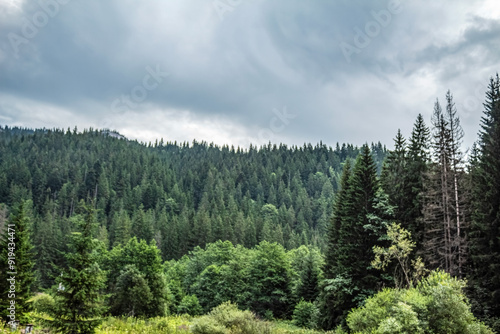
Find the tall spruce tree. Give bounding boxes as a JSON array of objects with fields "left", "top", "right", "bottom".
[
  {"left": 51, "top": 202, "right": 107, "bottom": 334},
  {"left": 381, "top": 130, "right": 409, "bottom": 225},
  {"left": 0, "top": 201, "right": 35, "bottom": 324},
  {"left": 320, "top": 145, "right": 389, "bottom": 329},
  {"left": 468, "top": 74, "right": 500, "bottom": 328},
  {"left": 406, "top": 114, "right": 430, "bottom": 252}
]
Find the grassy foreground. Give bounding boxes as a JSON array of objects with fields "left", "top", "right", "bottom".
[
  {"left": 94, "top": 315, "right": 329, "bottom": 334},
  {"left": 1, "top": 304, "right": 332, "bottom": 334}
]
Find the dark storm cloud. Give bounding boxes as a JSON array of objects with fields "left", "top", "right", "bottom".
[{"left": 0, "top": 0, "right": 498, "bottom": 148}]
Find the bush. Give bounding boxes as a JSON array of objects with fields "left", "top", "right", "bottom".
[
  {"left": 29, "top": 292, "right": 55, "bottom": 314},
  {"left": 192, "top": 302, "right": 271, "bottom": 334},
  {"left": 346, "top": 270, "right": 494, "bottom": 334},
  {"left": 292, "top": 301, "right": 319, "bottom": 329},
  {"left": 178, "top": 295, "right": 203, "bottom": 316}
]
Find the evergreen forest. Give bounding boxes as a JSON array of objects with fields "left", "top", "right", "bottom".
[{"left": 0, "top": 74, "right": 499, "bottom": 333}]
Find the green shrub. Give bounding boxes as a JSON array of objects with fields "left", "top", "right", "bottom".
[
  {"left": 346, "top": 270, "right": 494, "bottom": 334},
  {"left": 292, "top": 301, "right": 319, "bottom": 329},
  {"left": 178, "top": 295, "right": 203, "bottom": 316},
  {"left": 192, "top": 302, "right": 271, "bottom": 334},
  {"left": 29, "top": 292, "right": 55, "bottom": 314}
]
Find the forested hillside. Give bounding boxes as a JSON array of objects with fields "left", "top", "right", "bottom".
[{"left": 0, "top": 125, "right": 385, "bottom": 286}]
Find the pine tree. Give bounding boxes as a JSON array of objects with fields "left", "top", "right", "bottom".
[
  {"left": 51, "top": 202, "right": 107, "bottom": 334},
  {"left": 320, "top": 145, "right": 389, "bottom": 329},
  {"left": 468, "top": 74, "right": 500, "bottom": 326},
  {"left": 296, "top": 251, "right": 321, "bottom": 302},
  {"left": 381, "top": 130, "right": 408, "bottom": 226},
  {"left": 406, "top": 114, "right": 430, "bottom": 251},
  {"left": 0, "top": 201, "right": 35, "bottom": 324}
]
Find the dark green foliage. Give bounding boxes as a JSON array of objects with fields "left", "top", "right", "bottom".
[
  {"left": 289, "top": 245, "right": 323, "bottom": 303},
  {"left": 246, "top": 241, "right": 294, "bottom": 319},
  {"left": 110, "top": 265, "right": 152, "bottom": 317},
  {"left": 405, "top": 114, "right": 431, "bottom": 250},
  {"left": 320, "top": 145, "right": 392, "bottom": 329},
  {"left": 0, "top": 201, "right": 35, "bottom": 324},
  {"left": 0, "top": 126, "right": 387, "bottom": 262},
  {"left": 380, "top": 129, "right": 408, "bottom": 225},
  {"left": 292, "top": 300, "right": 320, "bottom": 329},
  {"left": 104, "top": 237, "right": 169, "bottom": 318},
  {"left": 468, "top": 74, "right": 500, "bottom": 329},
  {"left": 50, "top": 203, "right": 107, "bottom": 334},
  {"left": 381, "top": 116, "right": 430, "bottom": 254}
]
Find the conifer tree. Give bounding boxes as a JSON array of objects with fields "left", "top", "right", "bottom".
[
  {"left": 468, "top": 74, "right": 500, "bottom": 327},
  {"left": 320, "top": 145, "right": 389, "bottom": 329},
  {"left": 51, "top": 202, "right": 107, "bottom": 334},
  {"left": 423, "top": 94, "right": 467, "bottom": 277},
  {"left": 296, "top": 251, "right": 321, "bottom": 302},
  {"left": 406, "top": 114, "right": 431, "bottom": 251},
  {"left": 0, "top": 201, "right": 35, "bottom": 324},
  {"left": 381, "top": 130, "right": 408, "bottom": 226}
]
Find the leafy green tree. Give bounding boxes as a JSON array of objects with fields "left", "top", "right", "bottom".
[
  {"left": 34, "top": 209, "right": 62, "bottom": 289},
  {"left": 105, "top": 237, "right": 169, "bottom": 318},
  {"left": 110, "top": 264, "right": 152, "bottom": 317},
  {"left": 177, "top": 295, "right": 203, "bottom": 316},
  {"left": 372, "top": 223, "right": 426, "bottom": 289},
  {"left": 247, "top": 241, "right": 293, "bottom": 319},
  {"left": 50, "top": 203, "right": 107, "bottom": 334},
  {"left": 0, "top": 201, "right": 35, "bottom": 324},
  {"left": 190, "top": 264, "right": 244, "bottom": 313}
]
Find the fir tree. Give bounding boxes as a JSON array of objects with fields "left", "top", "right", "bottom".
[
  {"left": 50, "top": 202, "right": 107, "bottom": 334},
  {"left": 468, "top": 74, "right": 500, "bottom": 327},
  {"left": 406, "top": 114, "right": 431, "bottom": 251},
  {"left": 320, "top": 145, "right": 389, "bottom": 329}
]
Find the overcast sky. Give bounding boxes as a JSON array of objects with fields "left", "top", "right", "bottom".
[{"left": 0, "top": 0, "right": 499, "bottom": 149}]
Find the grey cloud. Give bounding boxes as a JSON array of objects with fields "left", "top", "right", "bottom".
[{"left": 0, "top": 0, "right": 498, "bottom": 149}]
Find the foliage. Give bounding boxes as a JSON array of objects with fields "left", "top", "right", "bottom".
[
  {"left": 468, "top": 73, "right": 500, "bottom": 330},
  {"left": 50, "top": 203, "right": 107, "bottom": 334},
  {"left": 29, "top": 292, "right": 55, "bottom": 315},
  {"left": 292, "top": 300, "right": 319, "bottom": 329},
  {"left": 0, "top": 201, "right": 35, "bottom": 324},
  {"left": 96, "top": 315, "right": 192, "bottom": 333},
  {"left": 246, "top": 241, "right": 294, "bottom": 319},
  {"left": 288, "top": 246, "right": 323, "bottom": 303},
  {"left": 105, "top": 237, "right": 169, "bottom": 318},
  {"left": 191, "top": 302, "right": 272, "bottom": 334},
  {"left": 110, "top": 264, "right": 153, "bottom": 317},
  {"left": 0, "top": 126, "right": 387, "bottom": 274},
  {"left": 346, "top": 270, "right": 493, "bottom": 334},
  {"left": 178, "top": 295, "right": 203, "bottom": 316},
  {"left": 372, "top": 223, "right": 426, "bottom": 288},
  {"left": 320, "top": 145, "right": 392, "bottom": 329}
]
